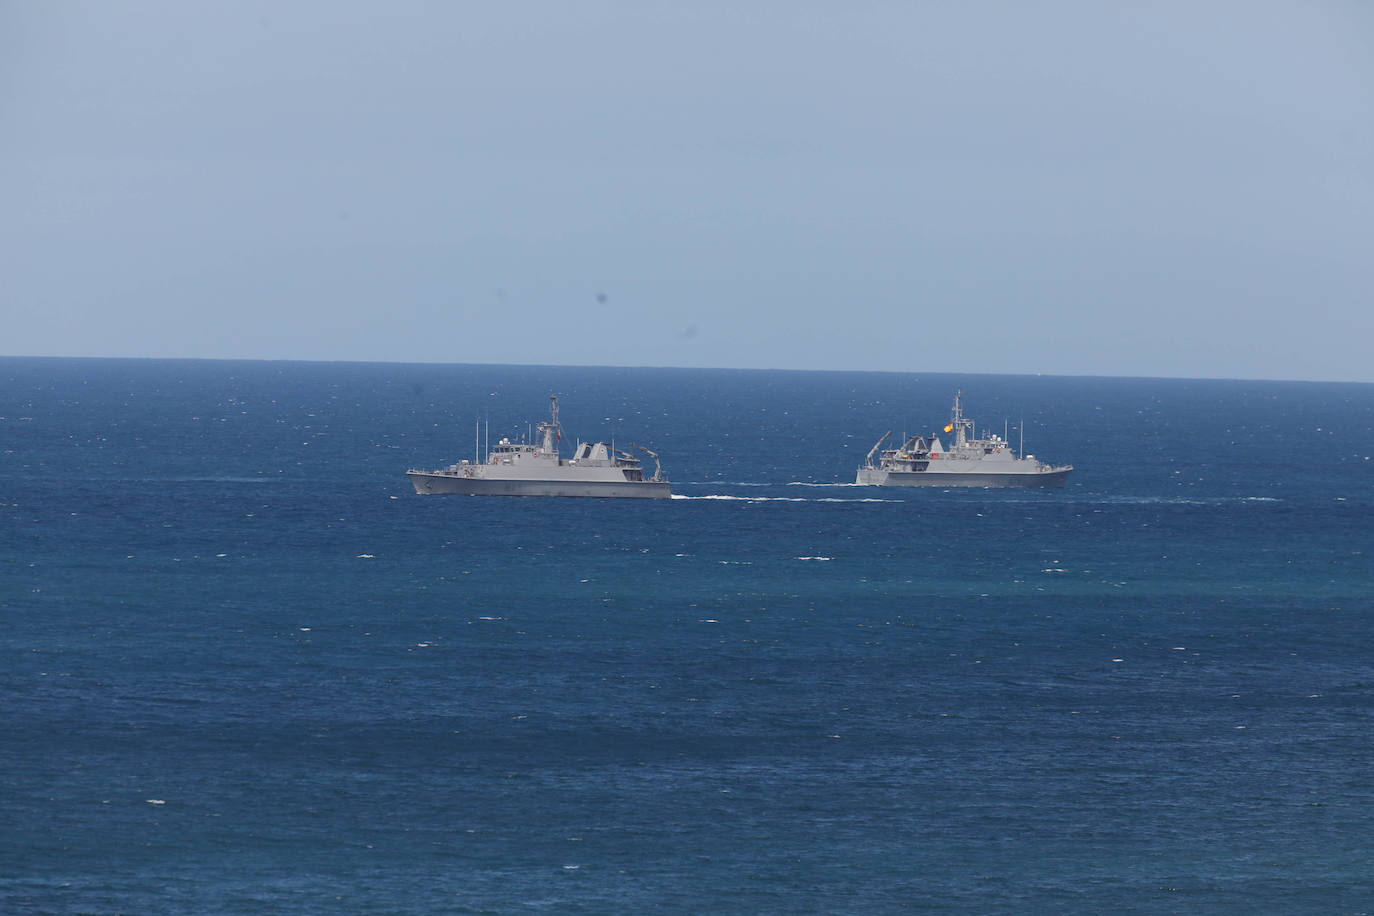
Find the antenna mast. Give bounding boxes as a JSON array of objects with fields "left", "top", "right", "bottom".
[
  {"left": 951, "top": 389, "right": 972, "bottom": 449},
  {"left": 537, "top": 394, "right": 562, "bottom": 456}
]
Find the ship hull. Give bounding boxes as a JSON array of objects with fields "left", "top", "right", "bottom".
[
  {"left": 408, "top": 471, "right": 671, "bottom": 499},
  {"left": 856, "top": 467, "right": 1070, "bottom": 488}
]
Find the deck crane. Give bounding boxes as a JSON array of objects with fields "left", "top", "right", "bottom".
[
  {"left": 863, "top": 431, "right": 892, "bottom": 469},
  {"left": 628, "top": 443, "right": 664, "bottom": 482}
]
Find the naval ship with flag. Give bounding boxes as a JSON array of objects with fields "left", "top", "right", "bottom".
[{"left": 856, "top": 390, "right": 1072, "bottom": 488}]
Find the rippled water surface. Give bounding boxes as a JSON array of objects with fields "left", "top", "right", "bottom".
[{"left": 3, "top": 358, "right": 1372, "bottom": 914}]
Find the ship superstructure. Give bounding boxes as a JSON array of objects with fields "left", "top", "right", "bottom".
[
  {"left": 856, "top": 390, "right": 1071, "bottom": 488},
  {"left": 407, "top": 396, "right": 670, "bottom": 498}
]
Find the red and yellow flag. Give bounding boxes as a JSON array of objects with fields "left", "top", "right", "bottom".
[{"left": 943, "top": 422, "right": 954, "bottom": 434}]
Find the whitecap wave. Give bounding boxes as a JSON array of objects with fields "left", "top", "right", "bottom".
[
  {"left": 814, "top": 497, "right": 900, "bottom": 503},
  {"left": 1090, "top": 495, "right": 1282, "bottom": 506},
  {"left": 673, "top": 494, "right": 805, "bottom": 501},
  {"left": 159, "top": 476, "right": 282, "bottom": 483},
  {"left": 672, "top": 494, "right": 897, "bottom": 503}
]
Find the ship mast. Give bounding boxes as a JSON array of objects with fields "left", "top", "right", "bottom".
[
  {"left": 951, "top": 389, "right": 973, "bottom": 449},
  {"left": 537, "top": 394, "right": 562, "bottom": 456}
]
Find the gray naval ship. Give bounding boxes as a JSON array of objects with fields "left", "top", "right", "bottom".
[
  {"left": 407, "top": 395, "right": 671, "bottom": 499},
  {"left": 856, "top": 390, "right": 1072, "bottom": 488}
]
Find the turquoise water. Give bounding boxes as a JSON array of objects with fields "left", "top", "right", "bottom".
[{"left": 3, "top": 358, "right": 1372, "bottom": 913}]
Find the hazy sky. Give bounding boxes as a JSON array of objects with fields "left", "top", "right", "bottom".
[{"left": 4, "top": 1, "right": 1372, "bottom": 380}]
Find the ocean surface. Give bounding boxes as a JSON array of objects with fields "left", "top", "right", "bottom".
[{"left": 3, "top": 357, "right": 1372, "bottom": 915}]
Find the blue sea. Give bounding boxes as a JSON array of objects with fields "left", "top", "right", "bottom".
[{"left": 3, "top": 357, "right": 1372, "bottom": 914}]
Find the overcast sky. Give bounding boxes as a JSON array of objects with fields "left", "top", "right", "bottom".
[{"left": 4, "top": 1, "right": 1371, "bottom": 380}]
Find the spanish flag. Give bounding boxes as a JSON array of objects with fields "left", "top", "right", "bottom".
[{"left": 943, "top": 422, "right": 954, "bottom": 434}]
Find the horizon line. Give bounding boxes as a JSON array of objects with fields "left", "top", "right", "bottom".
[{"left": 1, "top": 352, "right": 1369, "bottom": 387}]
